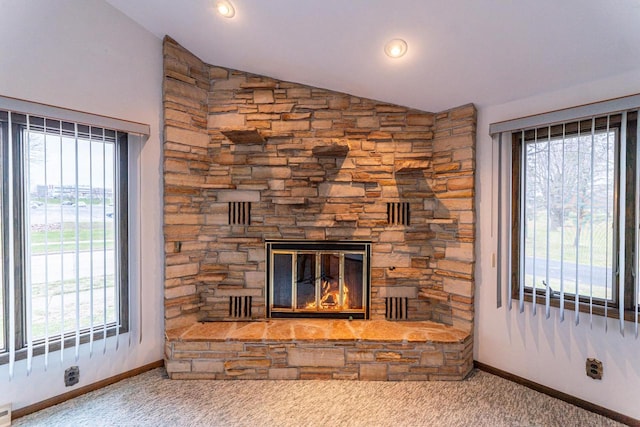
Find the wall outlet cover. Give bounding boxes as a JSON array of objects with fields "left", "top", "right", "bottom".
[
  {"left": 586, "top": 358, "right": 603, "bottom": 380},
  {"left": 64, "top": 366, "right": 80, "bottom": 387}
]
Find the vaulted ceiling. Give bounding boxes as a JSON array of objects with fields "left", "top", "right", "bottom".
[{"left": 107, "top": 0, "right": 640, "bottom": 112}]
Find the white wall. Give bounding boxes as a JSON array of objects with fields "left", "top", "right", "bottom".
[
  {"left": 0, "top": 0, "right": 163, "bottom": 410},
  {"left": 475, "top": 68, "right": 640, "bottom": 419},
  {"left": 2, "top": 0, "right": 639, "bottom": 419}
]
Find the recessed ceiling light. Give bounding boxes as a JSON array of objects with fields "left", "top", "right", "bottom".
[
  {"left": 384, "top": 39, "right": 408, "bottom": 58},
  {"left": 216, "top": 0, "right": 235, "bottom": 18}
]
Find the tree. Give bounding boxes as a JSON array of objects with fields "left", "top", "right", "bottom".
[{"left": 525, "top": 130, "right": 614, "bottom": 248}]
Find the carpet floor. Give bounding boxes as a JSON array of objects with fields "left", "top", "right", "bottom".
[{"left": 13, "top": 368, "right": 622, "bottom": 427}]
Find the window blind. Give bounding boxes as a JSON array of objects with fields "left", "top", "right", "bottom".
[
  {"left": 491, "top": 94, "right": 640, "bottom": 337},
  {"left": 0, "top": 99, "right": 146, "bottom": 377}
]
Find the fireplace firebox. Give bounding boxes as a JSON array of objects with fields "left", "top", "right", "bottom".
[{"left": 266, "top": 241, "right": 371, "bottom": 319}]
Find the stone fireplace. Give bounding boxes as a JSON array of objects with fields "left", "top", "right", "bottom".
[
  {"left": 266, "top": 240, "right": 371, "bottom": 319},
  {"left": 162, "top": 37, "right": 476, "bottom": 381}
]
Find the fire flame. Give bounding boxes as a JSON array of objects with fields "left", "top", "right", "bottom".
[{"left": 305, "top": 280, "right": 349, "bottom": 310}]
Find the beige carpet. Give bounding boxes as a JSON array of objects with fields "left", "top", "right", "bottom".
[{"left": 13, "top": 368, "right": 622, "bottom": 427}]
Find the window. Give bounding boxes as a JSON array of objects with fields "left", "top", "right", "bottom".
[
  {"left": 0, "top": 109, "right": 129, "bottom": 365},
  {"left": 509, "top": 110, "right": 638, "bottom": 321}
]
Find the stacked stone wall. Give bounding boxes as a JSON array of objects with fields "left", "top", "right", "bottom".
[{"left": 163, "top": 36, "right": 475, "bottom": 333}]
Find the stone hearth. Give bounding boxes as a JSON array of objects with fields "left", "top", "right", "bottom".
[
  {"left": 166, "top": 320, "right": 472, "bottom": 380},
  {"left": 162, "top": 36, "right": 476, "bottom": 381}
]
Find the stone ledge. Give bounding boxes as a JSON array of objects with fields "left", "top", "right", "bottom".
[
  {"left": 311, "top": 143, "right": 349, "bottom": 157},
  {"left": 166, "top": 319, "right": 469, "bottom": 343}
]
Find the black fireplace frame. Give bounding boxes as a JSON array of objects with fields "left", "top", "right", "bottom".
[{"left": 265, "top": 240, "right": 371, "bottom": 319}]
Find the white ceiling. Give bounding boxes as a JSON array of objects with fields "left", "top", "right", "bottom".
[{"left": 106, "top": 0, "right": 640, "bottom": 113}]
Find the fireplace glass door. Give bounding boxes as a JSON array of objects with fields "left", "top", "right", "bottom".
[{"left": 267, "top": 241, "right": 370, "bottom": 319}]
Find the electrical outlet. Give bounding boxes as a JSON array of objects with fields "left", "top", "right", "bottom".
[
  {"left": 586, "top": 358, "right": 603, "bottom": 380},
  {"left": 0, "top": 403, "right": 11, "bottom": 427},
  {"left": 64, "top": 366, "right": 80, "bottom": 387}
]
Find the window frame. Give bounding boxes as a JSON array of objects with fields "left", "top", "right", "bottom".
[
  {"left": 0, "top": 119, "right": 7, "bottom": 353},
  {"left": 510, "top": 112, "right": 639, "bottom": 320},
  {"left": 0, "top": 111, "right": 130, "bottom": 365}
]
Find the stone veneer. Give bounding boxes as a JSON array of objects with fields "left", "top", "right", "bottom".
[{"left": 162, "top": 36, "right": 476, "bottom": 380}]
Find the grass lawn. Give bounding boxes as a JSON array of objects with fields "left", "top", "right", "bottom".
[
  {"left": 30, "top": 222, "right": 114, "bottom": 255},
  {"left": 29, "top": 275, "right": 117, "bottom": 341},
  {"left": 525, "top": 216, "right": 613, "bottom": 268}
]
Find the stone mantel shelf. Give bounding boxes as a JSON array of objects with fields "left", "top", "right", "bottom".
[
  {"left": 394, "top": 159, "right": 431, "bottom": 174},
  {"left": 311, "top": 143, "right": 349, "bottom": 157},
  {"left": 220, "top": 129, "right": 265, "bottom": 144},
  {"left": 166, "top": 319, "right": 469, "bottom": 343}
]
